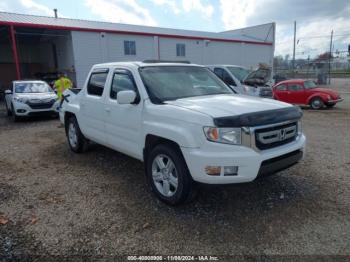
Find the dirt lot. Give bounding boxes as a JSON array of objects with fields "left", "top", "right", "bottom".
[{"left": 1, "top": 81, "right": 350, "bottom": 260}]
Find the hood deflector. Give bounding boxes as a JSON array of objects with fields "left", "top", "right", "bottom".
[{"left": 213, "top": 107, "right": 302, "bottom": 127}]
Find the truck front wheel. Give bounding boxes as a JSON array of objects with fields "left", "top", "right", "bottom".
[
  {"left": 66, "top": 116, "right": 89, "bottom": 153},
  {"left": 146, "top": 144, "right": 194, "bottom": 205}
]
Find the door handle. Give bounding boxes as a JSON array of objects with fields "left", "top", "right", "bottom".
[{"left": 105, "top": 107, "right": 111, "bottom": 113}]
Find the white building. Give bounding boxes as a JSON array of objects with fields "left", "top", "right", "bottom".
[{"left": 0, "top": 12, "right": 275, "bottom": 88}]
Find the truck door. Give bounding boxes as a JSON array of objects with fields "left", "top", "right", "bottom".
[
  {"left": 104, "top": 68, "right": 143, "bottom": 160},
  {"left": 79, "top": 68, "right": 109, "bottom": 145}
]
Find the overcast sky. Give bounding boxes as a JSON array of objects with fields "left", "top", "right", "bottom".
[{"left": 1, "top": 0, "right": 350, "bottom": 59}]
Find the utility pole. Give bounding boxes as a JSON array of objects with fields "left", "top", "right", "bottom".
[
  {"left": 292, "top": 21, "right": 296, "bottom": 78},
  {"left": 328, "top": 30, "right": 333, "bottom": 84}
]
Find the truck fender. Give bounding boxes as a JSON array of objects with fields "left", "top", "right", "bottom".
[{"left": 142, "top": 121, "right": 202, "bottom": 149}]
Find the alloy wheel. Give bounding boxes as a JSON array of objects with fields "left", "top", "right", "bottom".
[{"left": 151, "top": 154, "right": 178, "bottom": 197}]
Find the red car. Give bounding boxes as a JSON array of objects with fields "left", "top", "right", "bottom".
[{"left": 273, "top": 79, "right": 343, "bottom": 109}]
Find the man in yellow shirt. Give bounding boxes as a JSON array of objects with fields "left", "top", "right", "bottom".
[{"left": 54, "top": 73, "right": 73, "bottom": 99}]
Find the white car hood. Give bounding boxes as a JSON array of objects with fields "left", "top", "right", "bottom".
[
  {"left": 165, "top": 94, "right": 291, "bottom": 118},
  {"left": 15, "top": 92, "right": 57, "bottom": 101}
]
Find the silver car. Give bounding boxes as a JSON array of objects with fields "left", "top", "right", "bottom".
[
  {"left": 4, "top": 80, "right": 60, "bottom": 121},
  {"left": 207, "top": 65, "right": 273, "bottom": 98}
]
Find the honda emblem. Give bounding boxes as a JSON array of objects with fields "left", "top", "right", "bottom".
[{"left": 280, "top": 129, "right": 286, "bottom": 141}]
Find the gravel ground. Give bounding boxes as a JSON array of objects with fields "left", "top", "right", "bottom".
[{"left": 1, "top": 84, "right": 350, "bottom": 260}]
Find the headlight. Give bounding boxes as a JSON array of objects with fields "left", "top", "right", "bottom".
[
  {"left": 13, "top": 97, "right": 25, "bottom": 103},
  {"left": 203, "top": 127, "right": 242, "bottom": 145}
]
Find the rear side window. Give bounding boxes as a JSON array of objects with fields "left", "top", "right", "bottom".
[
  {"left": 87, "top": 71, "right": 108, "bottom": 96},
  {"left": 288, "top": 84, "right": 303, "bottom": 91},
  {"left": 275, "top": 84, "right": 287, "bottom": 91},
  {"left": 110, "top": 72, "right": 138, "bottom": 100}
]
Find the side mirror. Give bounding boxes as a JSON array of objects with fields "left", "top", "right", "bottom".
[
  {"left": 5, "top": 90, "right": 12, "bottom": 95},
  {"left": 117, "top": 90, "right": 137, "bottom": 104}
]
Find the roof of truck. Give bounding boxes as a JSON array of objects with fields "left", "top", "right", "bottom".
[{"left": 93, "top": 61, "right": 203, "bottom": 69}]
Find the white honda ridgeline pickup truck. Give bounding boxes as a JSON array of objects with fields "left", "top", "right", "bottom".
[{"left": 60, "top": 61, "right": 306, "bottom": 205}]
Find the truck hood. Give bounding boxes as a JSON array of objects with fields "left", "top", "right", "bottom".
[{"left": 165, "top": 94, "right": 292, "bottom": 118}]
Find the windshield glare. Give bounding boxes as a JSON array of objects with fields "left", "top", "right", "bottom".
[
  {"left": 227, "top": 67, "right": 250, "bottom": 81},
  {"left": 139, "top": 66, "right": 233, "bottom": 102},
  {"left": 15, "top": 82, "right": 53, "bottom": 93},
  {"left": 304, "top": 80, "right": 317, "bottom": 89}
]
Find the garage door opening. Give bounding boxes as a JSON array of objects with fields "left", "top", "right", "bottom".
[{"left": 0, "top": 26, "right": 76, "bottom": 92}]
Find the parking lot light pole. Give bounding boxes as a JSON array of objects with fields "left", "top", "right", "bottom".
[
  {"left": 10, "top": 25, "right": 21, "bottom": 80},
  {"left": 328, "top": 30, "right": 333, "bottom": 85}
]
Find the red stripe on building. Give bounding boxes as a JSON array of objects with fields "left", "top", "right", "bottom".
[{"left": 0, "top": 21, "right": 273, "bottom": 46}]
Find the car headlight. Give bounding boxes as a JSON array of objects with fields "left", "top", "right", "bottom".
[
  {"left": 203, "top": 127, "right": 242, "bottom": 145},
  {"left": 13, "top": 97, "right": 26, "bottom": 103}
]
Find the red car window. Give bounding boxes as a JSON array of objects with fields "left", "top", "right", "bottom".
[
  {"left": 275, "top": 84, "right": 287, "bottom": 91},
  {"left": 288, "top": 84, "right": 303, "bottom": 91}
]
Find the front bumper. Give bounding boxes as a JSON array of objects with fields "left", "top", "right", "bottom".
[
  {"left": 327, "top": 98, "right": 343, "bottom": 103},
  {"left": 12, "top": 100, "right": 60, "bottom": 116},
  {"left": 181, "top": 134, "right": 306, "bottom": 184}
]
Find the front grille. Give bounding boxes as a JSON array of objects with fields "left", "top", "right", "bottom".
[
  {"left": 255, "top": 122, "right": 297, "bottom": 150},
  {"left": 257, "top": 150, "right": 303, "bottom": 178},
  {"left": 26, "top": 99, "right": 55, "bottom": 109}
]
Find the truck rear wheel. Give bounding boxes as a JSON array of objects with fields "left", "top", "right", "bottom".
[
  {"left": 146, "top": 144, "right": 194, "bottom": 205},
  {"left": 66, "top": 116, "right": 89, "bottom": 153}
]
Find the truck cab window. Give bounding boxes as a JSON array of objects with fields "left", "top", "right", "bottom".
[
  {"left": 87, "top": 72, "right": 108, "bottom": 96},
  {"left": 110, "top": 73, "right": 137, "bottom": 100}
]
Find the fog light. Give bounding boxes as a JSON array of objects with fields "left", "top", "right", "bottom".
[
  {"left": 224, "top": 166, "right": 238, "bottom": 176},
  {"left": 17, "top": 109, "right": 26, "bottom": 113},
  {"left": 205, "top": 166, "right": 221, "bottom": 176}
]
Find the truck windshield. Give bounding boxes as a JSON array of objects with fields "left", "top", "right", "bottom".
[
  {"left": 15, "top": 82, "right": 53, "bottom": 93},
  {"left": 139, "top": 66, "right": 233, "bottom": 103},
  {"left": 227, "top": 66, "right": 250, "bottom": 82}
]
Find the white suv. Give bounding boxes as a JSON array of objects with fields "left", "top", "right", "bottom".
[
  {"left": 60, "top": 62, "right": 306, "bottom": 205},
  {"left": 5, "top": 80, "right": 59, "bottom": 121}
]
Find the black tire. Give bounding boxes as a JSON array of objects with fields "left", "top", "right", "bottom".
[
  {"left": 326, "top": 103, "right": 335, "bottom": 108},
  {"left": 5, "top": 102, "right": 12, "bottom": 116},
  {"left": 146, "top": 144, "right": 194, "bottom": 205},
  {"left": 310, "top": 97, "right": 324, "bottom": 109},
  {"left": 11, "top": 104, "right": 20, "bottom": 122},
  {"left": 65, "top": 116, "right": 89, "bottom": 153}
]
